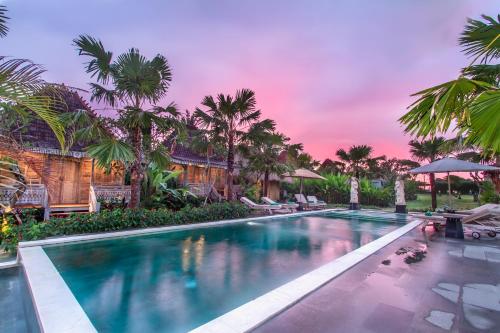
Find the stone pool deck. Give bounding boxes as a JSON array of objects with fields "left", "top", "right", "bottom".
[{"left": 253, "top": 227, "right": 500, "bottom": 333}]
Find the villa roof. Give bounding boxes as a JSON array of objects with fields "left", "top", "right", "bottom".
[
  {"left": 16, "top": 86, "right": 95, "bottom": 158},
  {"left": 166, "top": 136, "right": 227, "bottom": 169}
]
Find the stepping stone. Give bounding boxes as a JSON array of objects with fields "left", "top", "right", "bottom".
[{"left": 425, "top": 310, "right": 455, "bottom": 330}]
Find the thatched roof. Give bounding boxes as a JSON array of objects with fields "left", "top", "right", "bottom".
[{"left": 16, "top": 86, "right": 95, "bottom": 157}]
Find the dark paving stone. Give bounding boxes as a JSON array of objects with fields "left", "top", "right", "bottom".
[
  {"left": 363, "top": 303, "right": 414, "bottom": 333},
  {"left": 254, "top": 228, "right": 500, "bottom": 333}
]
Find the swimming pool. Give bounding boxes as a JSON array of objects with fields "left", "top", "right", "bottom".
[{"left": 40, "top": 211, "right": 409, "bottom": 332}]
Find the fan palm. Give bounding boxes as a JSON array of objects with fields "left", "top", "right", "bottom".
[
  {"left": 74, "top": 35, "right": 182, "bottom": 207},
  {"left": 400, "top": 14, "right": 500, "bottom": 154},
  {"left": 335, "top": 145, "right": 375, "bottom": 177},
  {"left": 240, "top": 130, "right": 291, "bottom": 197},
  {"left": 194, "top": 89, "right": 274, "bottom": 200},
  {"left": 408, "top": 137, "right": 446, "bottom": 210}
]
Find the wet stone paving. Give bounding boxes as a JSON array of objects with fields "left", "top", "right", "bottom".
[{"left": 253, "top": 226, "right": 500, "bottom": 333}]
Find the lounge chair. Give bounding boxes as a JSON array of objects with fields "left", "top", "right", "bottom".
[
  {"left": 262, "top": 197, "right": 298, "bottom": 212},
  {"left": 240, "top": 197, "right": 283, "bottom": 214},
  {"left": 456, "top": 204, "right": 500, "bottom": 215},
  {"left": 295, "top": 194, "right": 320, "bottom": 210},
  {"left": 306, "top": 196, "right": 327, "bottom": 208}
]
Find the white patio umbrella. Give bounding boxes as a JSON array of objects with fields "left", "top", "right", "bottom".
[
  {"left": 282, "top": 168, "right": 326, "bottom": 196},
  {"left": 409, "top": 157, "right": 499, "bottom": 207}
]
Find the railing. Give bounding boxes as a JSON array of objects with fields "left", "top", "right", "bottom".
[
  {"left": 0, "top": 184, "right": 48, "bottom": 207},
  {"left": 186, "top": 183, "right": 224, "bottom": 202},
  {"left": 93, "top": 185, "right": 131, "bottom": 203}
]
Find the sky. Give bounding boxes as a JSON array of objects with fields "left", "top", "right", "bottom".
[{"left": 2, "top": 0, "right": 498, "bottom": 162}]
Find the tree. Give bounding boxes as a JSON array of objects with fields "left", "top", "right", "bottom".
[
  {"left": 285, "top": 143, "right": 320, "bottom": 170},
  {"left": 335, "top": 145, "right": 379, "bottom": 178},
  {"left": 74, "top": 35, "right": 182, "bottom": 208},
  {"left": 194, "top": 89, "right": 274, "bottom": 200},
  {"left": 240, "top": 130, "right": 291, "bottom": 197},
  {"left": 318, "top": 158, "right": 344, "bottom": 174},
  {"left": 408, "top": 137, "right": 446, "bottom": 210},
  {"left": 400, "top": 14, "right": 500, "bottom": 155}
]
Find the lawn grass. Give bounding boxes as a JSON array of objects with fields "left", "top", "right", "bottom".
[{"left": 406, "top": 193, "right": 479, "bottom": 211}]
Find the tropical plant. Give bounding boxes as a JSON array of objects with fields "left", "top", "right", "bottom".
[
  {"left": 73, "top": 35, "right": 183, "bottom": 207},
  {"left": 141, "top": 162, "right": 196, "bottom": 209},
  {"left": 194, "top": 89, "right": 274, "bottom": 200},
  {"left": 240, "top": 130, "right": 291, "bottom": 197},
  {"left": 335, "top": 145, "right": 383, "bottom": 178},
  {"left": 408, "top": 137, "right": 446, "bottom": 210},
  {"left": 400, "top": 14, "right": 500, "bottom": 155},
  {"left": 0, "top": 5, "right": 64, "bottom": 147}
]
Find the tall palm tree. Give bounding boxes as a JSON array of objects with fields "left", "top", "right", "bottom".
[
  {"left": 194, "top": 89, "right": 274, "bottom": 200},
  {"left": 74, "top": 35, "right": 181, "bottom": 208},
  {"left": 240, "top": 130, "right": 290, "bottom": 197},
  {"left": 335, "top": 145, "right": 374, "bottom": 177},
  {"left": 408, "top": 137, "right": 446, "bottom": 210},
  {"left": 400, "top": 14, "right": 500, "bottom": 155}
]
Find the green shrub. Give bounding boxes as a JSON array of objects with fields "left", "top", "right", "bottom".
[
  {"left": 480, "top": 181, "right": 500, "bottom": 204},
  {"left": 1, "top": 202, "right": 250, "bottom": 253}
]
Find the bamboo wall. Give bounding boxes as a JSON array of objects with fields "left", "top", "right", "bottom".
[
  {"left": 171, "top": 164, "right": 226, "bottom": 191},
  {"left": 1, "top": 151, "right": 124, "bottom": 205}
]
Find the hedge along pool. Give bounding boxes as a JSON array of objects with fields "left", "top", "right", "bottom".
[{"left": 41, "top": 211, "right": 411, "bottom": 333}]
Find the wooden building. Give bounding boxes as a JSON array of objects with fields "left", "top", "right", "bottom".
[{"left": 0, "top": 88, "right": 129, "bottom": 215}]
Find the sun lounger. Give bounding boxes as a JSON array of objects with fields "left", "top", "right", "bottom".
[
  {"left": 262, "top": 197, "right": 298, "bottom": 212},
  {"left": 456, "top": 204, "right": 500, "bottom": 215},
  {"left": 294, "top": 194, "right": 323, "bottom": 210},
  {"left": 306, "top": 196, "right": 327, "bottom": 208},
  {"left": 240, "top": 197, "right": 283, "bottom": 214}
]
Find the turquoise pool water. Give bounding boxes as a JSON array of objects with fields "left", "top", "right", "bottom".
[{"left": 44, "top": 212, "right": 406, "bottom": 333}]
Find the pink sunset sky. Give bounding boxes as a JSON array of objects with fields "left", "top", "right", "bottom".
[{"left": 2, "top": 0, "right": 499, "bottom": 161}]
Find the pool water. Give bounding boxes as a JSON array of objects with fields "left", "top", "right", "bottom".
[{"left": 44, "top": 212, "right": 405, "bottom": 333}]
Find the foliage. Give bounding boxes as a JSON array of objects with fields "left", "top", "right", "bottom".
[
  {"left": 141, "top": 162, "right": 198, "bottom": 210},
  {"left": 0, "top": 202, "right": 250, "bottom": 253},
  {"left": 335, "top": 145, "right": 384, "bottom": 177},
  {"left": 400, "top": 14, "right": 500, "bottom": 154},
  {"left": 194, "top": 89, "right": 274, "bottom": 199},
  {"left": 73, "top": 35, "right": 184, "bottom": 207},
  {"left": 0, "top": 5, "right": 65, "bottom": 147},
  {"left": 282, "top": 173, "right": 393, "bottom": 207},
  {"left": 283, "top": 143, "right": 319, "bottom": 170},
  {"left": 480, "top": 181, "right": 500, "bottom": 203}
]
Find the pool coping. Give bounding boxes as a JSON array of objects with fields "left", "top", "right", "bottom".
[
  {"left": 17, "top": 209, "right": 421, "bottom": 333},
  {"left": 189, "top": 218, "right": 423, "bottom": 333},
  {"left": 18, "top": 246, "right": 97, "bottom": 333}
]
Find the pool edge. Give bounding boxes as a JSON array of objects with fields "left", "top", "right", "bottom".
[
  {"left": 189, "top": 219, "right": 423, "bottom": 333},
  {"left": 18, "top": 246, "right": 97, "bottom": 333}
]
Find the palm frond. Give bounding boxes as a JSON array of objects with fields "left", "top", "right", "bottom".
[
  {"left": 73, "top": 35, "right": 113, "bottom": 83},
  {"left": 87, "top": 138, "right": 134, "bottom": 169},
  {"left": 89, "top": 82, "right": 117, "bottom": 106},
  {"left": 465, "top": 90, "right": 500, "bottom": 154},
  {"left": 400, "top": 78, "right": 492, "bottom": 137},
  {"left": 459, "top": 14, "right": 500, "bottom": 63},
  {"left": 0, "top": 5, "right": 9, "bottom": 37},
  {"left": 462, "top": 64, "right": 500, "bottom": 85}
]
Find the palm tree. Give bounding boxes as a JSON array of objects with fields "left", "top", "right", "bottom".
[
  {"left": 240, "top": 130, "right": 291, "bottom": 197},
  {"left": 335, "top": 145, "right": 375, "bottom": 177},
  {"left": 400, "top": 14, "right": 500, "bottom": 155},
  {"left": 194, "top": 89, "right": 274, "bottom": 200},
  {"left": 74, "top": 35, "right": 181, "bottom": 208},
  {"left": 408, "top": 137, "right": 446, "bottom": 210}
]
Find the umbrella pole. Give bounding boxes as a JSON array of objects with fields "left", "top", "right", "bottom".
[
  {"left": 447, "top": 172, "right": 452, "bottom": 208},
  {"left": 300, "top": 178, "right": 303, "bottom": 196}
]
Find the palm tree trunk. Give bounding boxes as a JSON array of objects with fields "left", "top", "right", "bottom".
[
  {"left": 429, "top": 172, "right": 437, "bottom": 210},
  {"left": 226, "top": 134, "right": 234, "bottom": 201},
  {"left": 263, "top": 170, "right": 269, "bottom": 197},
  {"left": 129, "top": 127, "right": 143, "bottom": 208},
  {"left": 492, "top": 155, "right": 500, "bottom": 194}
]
